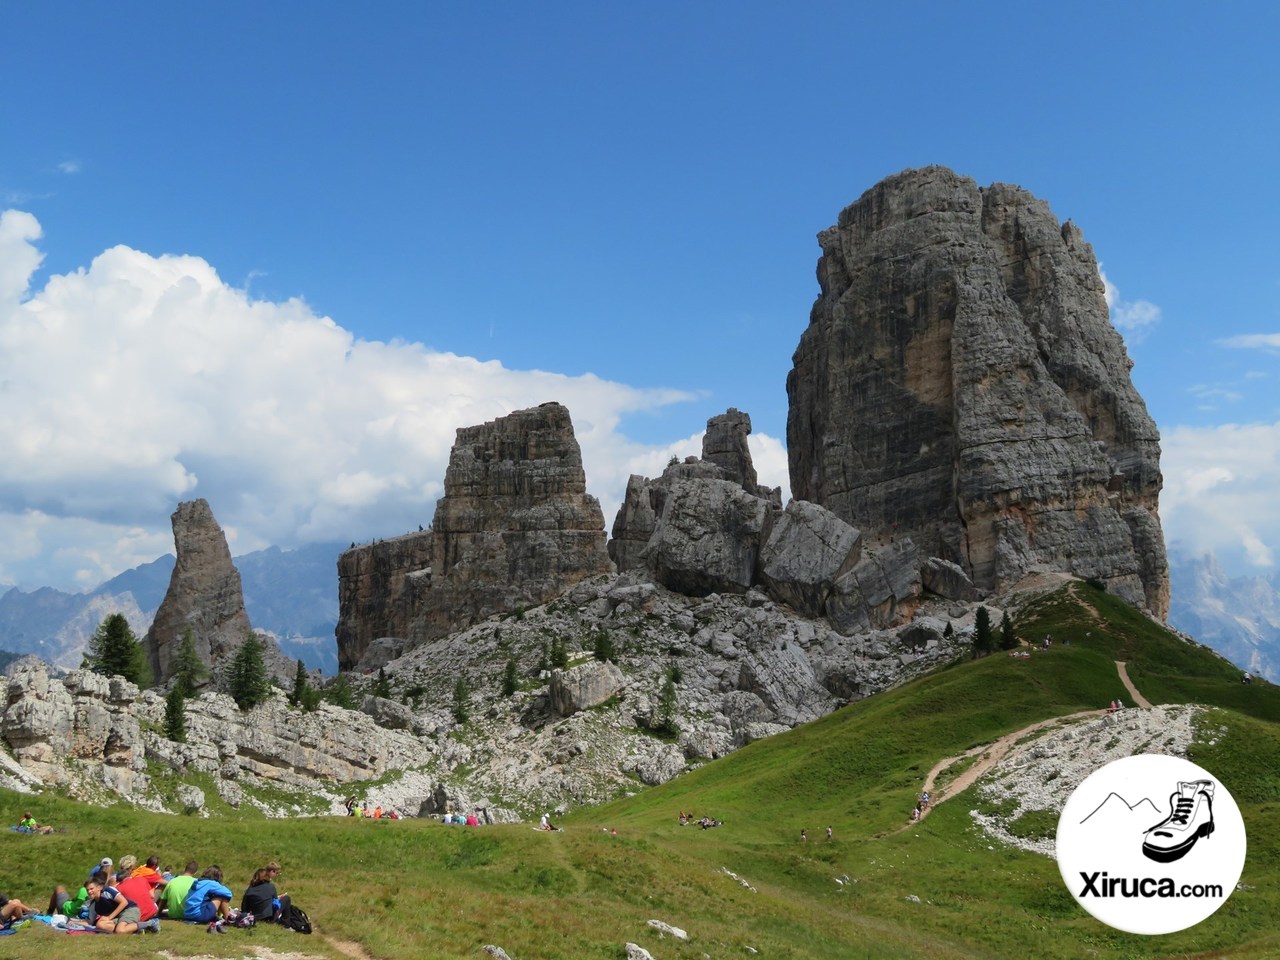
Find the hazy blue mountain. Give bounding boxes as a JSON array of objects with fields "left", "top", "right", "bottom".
[
  {"left": 0, "top": 542, "right": 344, "bottom": 675},
  {"left": 1168, "top": 552, "right": 1280, "bottom": 682}
]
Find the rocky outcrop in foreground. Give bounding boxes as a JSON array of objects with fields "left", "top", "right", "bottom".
[
  {"left": 336, "top": 403, "right": 612, "bottom": 670},
  {"left": 787, "top": 166, "right": 1169, "bottom": 618}
]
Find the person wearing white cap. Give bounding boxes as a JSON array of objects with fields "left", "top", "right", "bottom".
[{"left": 88, "top": 857, "right": 114, "bottom": 882}]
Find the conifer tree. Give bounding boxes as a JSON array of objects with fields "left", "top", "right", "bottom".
[
  {"left": 84, "top": 613, "right": 150, "bottom": 686},
  {"left": 290, "top": 660, "right": 309, "bottom": 706},
  {"left": 501, "top": 657, "right": 519, "bottom": 697},
  {"left": 452, "top": 676, "right": 471, "bottom": 723},
  {"left": 550, "top": 635, "right": 569, "bottom": 670},
  {"left": 373, "top": 667, "right": 393, "bottom": 700},
  {"left": 172, "top": 627, "right": 208, "bottom": 697},
  {"left": 1000, "top": 612, "right": 1019, "bottom": 651},
  {"left": 592, "top": 629, "right": 615, "bottom": 663},
  {"left": 228, "top": 634, "right": 272, "bottom": 710},
  {"left": 973, "top": 606, "right": 994, "bottom": 658},
  {"left": 163, "top": 687, "right": 187, "bottom": 743},
  {"left": 326, "top": 673, "right": 356, "bottom": 709}
]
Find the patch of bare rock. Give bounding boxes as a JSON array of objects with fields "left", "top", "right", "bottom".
[{"left": 969, "top": 704, "right": 1201, "bottom": 856}]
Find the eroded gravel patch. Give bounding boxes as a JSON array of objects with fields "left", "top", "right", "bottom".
[{"left": 969, "top": 703, "right": 1202, "bottom": 857}]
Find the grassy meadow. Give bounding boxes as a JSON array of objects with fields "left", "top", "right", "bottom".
[{"left": 1, "top": 583, "right": 1278, "bottom": 959}]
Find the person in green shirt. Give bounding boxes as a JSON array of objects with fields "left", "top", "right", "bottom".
[
  {"left": 161, "top": 861, "right": 199, "bottom": 919},
  {"left": 47, "top": 883, "right": 88, "bottom": 917},
  {"left": 17, "top": 811, "right": 54, "bottom": 834}
]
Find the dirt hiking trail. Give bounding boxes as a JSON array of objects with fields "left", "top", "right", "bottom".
[{"left": 899, "top": 658, "right": 1151, "bottom": 829}]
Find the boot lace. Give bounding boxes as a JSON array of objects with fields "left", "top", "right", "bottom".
[{"left": 1169, "top": 795, "right": 1195, "bottom": 825}]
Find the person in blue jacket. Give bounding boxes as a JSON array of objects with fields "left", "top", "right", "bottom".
[{"left": 183, "top": 865, "right": 233, "bottom": 924}]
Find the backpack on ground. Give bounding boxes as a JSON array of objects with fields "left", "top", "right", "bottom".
[{"left": 279, "top": 903, "right": 312, "bottom": 934}]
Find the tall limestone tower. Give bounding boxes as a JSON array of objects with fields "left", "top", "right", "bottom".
[{"left": 787, "top": 166, "right": 1169, "bottom": 617}]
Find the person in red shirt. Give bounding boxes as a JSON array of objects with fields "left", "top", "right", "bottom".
[{"left": 115, "top": 873, "right": 159, "bottom": 923}]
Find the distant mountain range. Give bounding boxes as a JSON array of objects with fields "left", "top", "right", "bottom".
[
  {"left": 0, "top": 542, "right": 344, "bottom": 673},
  {"left": 1168, "top": 553, "right": 1280, "bottom": 682},
  {"left": 1, "top": 542, "right": 1275, "bottom": 683}
]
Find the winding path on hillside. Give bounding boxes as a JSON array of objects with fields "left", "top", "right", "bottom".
[
  {"left": 901, "top": 658, "right": 1152, "bottom": 829},
  {"left": 1115, "top": 660, "right": 1154, "bottom": 708}
]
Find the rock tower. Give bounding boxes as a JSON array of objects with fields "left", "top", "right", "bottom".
[
  {"left": 787, "top": 166, "right": 1169, "bottom": 617},
  {"left": 336, "top": 402, "right": 612, "bottom": 668}
]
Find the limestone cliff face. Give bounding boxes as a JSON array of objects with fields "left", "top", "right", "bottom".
[
  {"left": 335, "top": 403, "right": 613, "bottom": 668},
  {"left": 335, "top": 532, "right": 434, "bottom": 671},
  {"left": 787, "top": 167, "right": 1169, "bottom": 617}
]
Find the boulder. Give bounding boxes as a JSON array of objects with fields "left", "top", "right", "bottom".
[
  {"left": 549, "top": 660, "right": 626, "bottom": 716},
  {"left": 642, "top": 478, "right": 770, "bottom": 596},
  {"left": 921, "top": 557, "right": 978, "bottom": 601},
  {"left": 759, "top": 500, "right": 862, "bottom": 617}
]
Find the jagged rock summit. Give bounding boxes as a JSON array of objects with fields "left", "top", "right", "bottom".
[
  {"left": 787, "top": 166, "right": 1169, "bottom": 618},
  {"left": 337, "top": 402, "right": 612, "bottom": 670}
]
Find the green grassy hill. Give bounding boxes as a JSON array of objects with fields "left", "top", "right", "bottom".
[{"left": 2, "top": 583, "right": 1277, "bottom": 960}]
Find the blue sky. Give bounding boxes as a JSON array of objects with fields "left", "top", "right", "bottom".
[{"left": 2, "top": 2, "right": 1278, "bottom": 590}]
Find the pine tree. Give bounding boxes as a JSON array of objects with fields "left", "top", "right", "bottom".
[
  {"left": 373, "top": 667, "right": 393, "bottom": 700},
  {"left": 172, "top": 627, "right": 208, "bottom": 697},
  {"left": 290, "top": 660, "right": 309, "bottom": 706},
  {"left": 326, "top": 673, "right": 356, "bottom": 709},
  {"left": 943, "top": 621, "right": 955, "bottom": 640},
  {"left": 973, "top": 606, "right": 994, "bottom": 659},
  {"left": 550, "top": 635, "right": 569, "bottom": 670},
  {"left": 1000, "top": 612, "right": 1019, "bottom": 650},
  {"left": 592, "top": 629, "right": 615, "bottom": 663},
  {"left": 501, "top": 657, "right": 519, "bottom": 697},
  {"left": 228, "top": 634, "right": 272, "bottom": 710},
  {"left": 85, "top": 613, "right": 150, "bottom": 686},
  {"left": 163, "top": 687, "right": 187, "bottom": 743},
  {"left": 452, "top": 676, "right": 471, "bottom": 724}
]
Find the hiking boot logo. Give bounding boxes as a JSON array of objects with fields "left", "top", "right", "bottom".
[{"left": 1142, "top": 779, "right": 1215, "bottom": 863}]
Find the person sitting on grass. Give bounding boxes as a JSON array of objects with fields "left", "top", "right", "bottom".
[
  {"left": 242, "top": 862, "right": 289, "bottom": 922},
  {"left": 16, "top": 812, "right": 54, "bottom": 834},
  {"left": 131, "top": 855, "right": 165, "bottom": 890},
  {"left": 48, "top": 880, "right": 90, "bottom": 919},
  {"left": 85, "top": 871, "right": 140, "bottom": 934},
  {"left": 183, "top": 865, "right": 233, "bottom": 925},
  {"left": 0, "top": 890, "right": 35, "bottom": 924},
  {"left": 116, "top": 862, "right": 161, "bottom": 927},
  {"left": 161, "top": 861, "right": 198, "bottom": 919}
]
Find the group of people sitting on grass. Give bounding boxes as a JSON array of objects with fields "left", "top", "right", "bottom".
[
  {"left": 677, "top": 811, "right": 723, "bottom": 829},
  {"left": 442, "top": 810, "right": 482, "bottom": 826},
  {"left": 36, "top": 854, "right": 292, "bottom": 934},
  {"left": 343, "top": 796, "right": 405, "bottom": 819}
]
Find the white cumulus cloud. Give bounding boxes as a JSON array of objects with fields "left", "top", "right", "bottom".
[
  {"left": 1161, "top": 421, "right": 1280, "bottom": 571},
  {"left": 1100, "top": 268, "right": 1161, "bottom": 345},
  {"left": 1, "top": 210, "right": 793, "bottom": 591},
  {"left": 1217, "top": 333, "right": 1280, "bottom": 352}
]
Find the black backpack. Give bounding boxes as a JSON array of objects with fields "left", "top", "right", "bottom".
[{"left": 279, "top": 903, "right": 312, "bottom": 934}]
